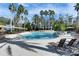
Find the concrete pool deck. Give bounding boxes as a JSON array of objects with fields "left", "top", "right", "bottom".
[
  {"left": 0, "top": 31, "right": 76, "bottom": 56},
  {"left": 5, "top": 31, "right": 74, "bottom": 45}
]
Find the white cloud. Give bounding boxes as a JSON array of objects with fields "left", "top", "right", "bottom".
[
  {"left": 0, "top": 8, "right": 11, "bottom": 18},
  {"left": 27, "top": 3, "right": 77, "bottom": 21},
  {"left": 18, "top": 3, "right": 30, "bottom": 8},
  {"left": 0, "top": 3, "right": 77, "bottom": 21}
]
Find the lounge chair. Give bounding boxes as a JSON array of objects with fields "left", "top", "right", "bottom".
[
  {"left": 48, "top": 38, "right": 66, "bottom": 48},
  {"left": 64, "top": 39, "right": 78, "bottom": 55},
  {"left": 48, "top": 39, "right": 66, "bottom": 49},
  {"left": 75, "top": 42, "right": 79, "bottom": 48},
  {"left": 64, "top": 39, "right": 77, "bottom": 50},
  {"left": 57, "top": 39, "right": 66, "bottom": 48},
  {"left": 67, "top": 39, "right": 77, "bottom": 47},
  {"left": 48, "top": 38, "right": 67, "bottom": 55},
  {"left": 70, "top": 41, "right": 79, "bottom": 56},
  {"left": 56, "top": 39, "right": 77, "bottom": 55},
  {"left": 48, "top": 38, "right": 77, "bottom": 55},
  {"left": 48, "top": 38, "right": 78, "bottom": 55}
]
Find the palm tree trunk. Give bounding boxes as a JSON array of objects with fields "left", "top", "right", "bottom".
[
  {"left": 10, "top": 12, "right": 15, "bottom": 33},
  {"left": 10, "top": 17, "right": 13, "bottom": 33},
  {"left": 77, "top": 10, "right": 79, "bottom": 28},
  {"left": 23, "top": 20, "right": 25, "bottom": 31}
]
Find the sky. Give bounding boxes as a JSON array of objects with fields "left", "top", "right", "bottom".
[{"left": 0, "top": 3, "right": 77, "bottom": 22}]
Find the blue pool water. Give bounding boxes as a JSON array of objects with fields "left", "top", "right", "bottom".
[{"left": 20, "top": 32, "right": 59, "bottom": 40}]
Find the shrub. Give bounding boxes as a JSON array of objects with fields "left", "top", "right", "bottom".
[
  {"left": 23, "top": 23, "right": 31, "bottom": 31},
  {"left": 53, "top": 22, "right": 60, "bottom": 31},
  {"left": 60, "top": 23, "right": 66, "bottom": 32}
]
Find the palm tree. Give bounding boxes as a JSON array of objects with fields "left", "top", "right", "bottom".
[
  {"left": 17, "top": 4, "right": 25, "bottom": 15},
  {"left": 74, "top": 3, "right": 79, "bottom": 29},
  {"left": 16, "top": 4, "right": 29, "bottom": 31},
  {"left": 40, "top": 10, "right": 44, "bottom": 17},
  {"left": 32, "top": 14, "right": 40, "bottom": 30},
  {"left": 44, "top": 10, "right": 49, "bottom": 16},
  {"left": 59, "top": 14, "right": 64, "bottom": 24},
  {"left": 68, "top": 15, "right": 73, "bottom": 26},
  {"left": 13, "top": 14, "right": 20, "bottom": 26},
  {"left": 9, "top": 3, "right": 16, "bottom": 32},
  {"left": 75, "top": 3, "right": 79, "bottom": 12},
  {"left": 32, "top": 14, "right": 39, "bottom": 25},
  {"left": 24, "top": 9, "right": 28, "bottom": 30},
  {"left": 17, "top": 4, "right": 25, "bottom": 27},
  {"left": 49, "top": 10, "right": 55, "bottom": 17},
  {"left": 65, "top": 14, "right": 73, "bottom": 26},
  {"left": 49, "top": 10, "right": 55, "bottom": 30},
  {"left": 44, "top": 10, "right": 49, "bottom": 29},
  {"left": 40, "top": 10, "right": 44, "bottom": 29}
]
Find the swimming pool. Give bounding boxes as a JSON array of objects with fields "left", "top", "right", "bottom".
[{"left": 20, "top": 32, "right": 59, "bottom": 40}]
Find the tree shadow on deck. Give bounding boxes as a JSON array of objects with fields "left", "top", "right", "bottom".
[
  {"left": 7, "top": 41, "right": 38, "bottom": 53},
  {"left": 7, "top": 40, "right": 60, "bottom": 55},
  {"left": 0, "top": 43, "right": 7, "bottom": 48},
  {"left": 0, "top": 38, "right": 61, "bottom": 56},
  {"left": 46, "top": 45, "right": 63, "bottom": 55},
  {"left": 7, "top": 45, "right": 12, "bottom": 56}
]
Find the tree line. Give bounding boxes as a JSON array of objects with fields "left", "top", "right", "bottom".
[{"left": 0, "top": 3, "right": 79, "bottom": 32}]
